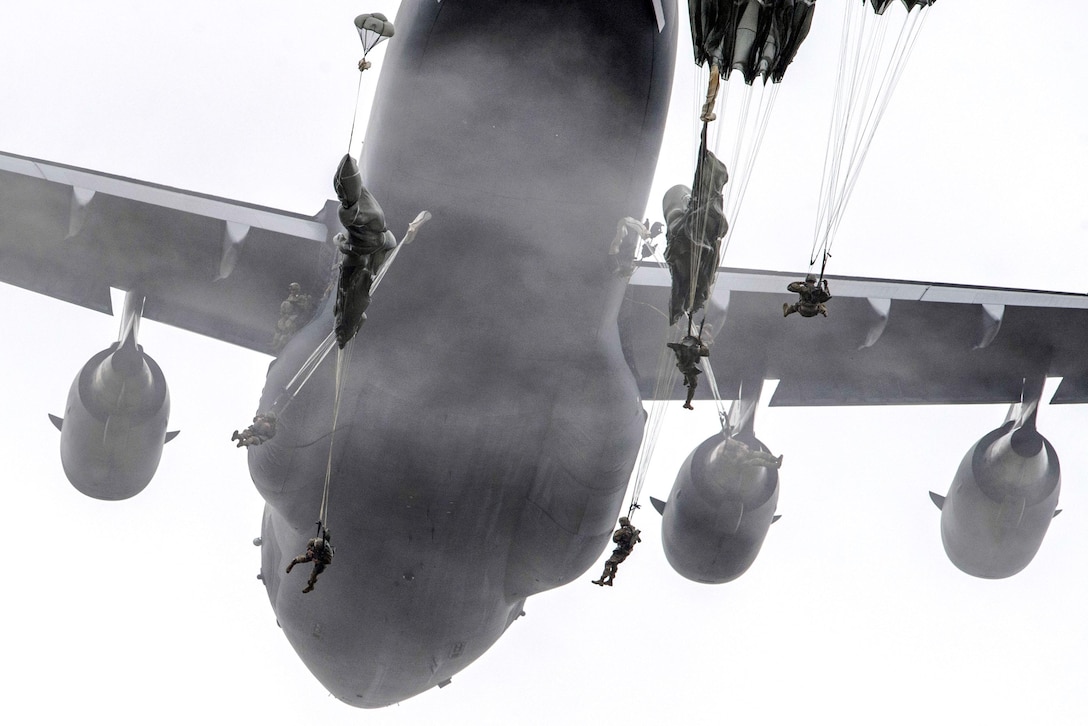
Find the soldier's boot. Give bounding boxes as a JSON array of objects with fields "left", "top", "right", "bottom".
[
  {"left": 231, "top": 430, "right": 240, "bottom": 441},
  {"left": 591, "top": 578, "right": 605, "bottom": 586},
  {"left": 286, "top": 560, "right": 297, "bottom": 574},
  {"left": 783, "top": 303, "right": 791, "bottom": 317},
  {"left": 776, "top": 454, "right": 784, "bottom": 467}
]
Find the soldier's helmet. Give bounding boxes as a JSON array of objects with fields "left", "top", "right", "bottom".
[
  {"left": 805, "top": 273, "right": 817, "bottom": 284},
  {"left": 618, "top": 517, "right": 630, "bottom": 526},
  {"left": 288, "top": 282, "right": 302, "bottom": 293},
  {"left": 313, "top": 538, "right": 325, "bottom": 550}
]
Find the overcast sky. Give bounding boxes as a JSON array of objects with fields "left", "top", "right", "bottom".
[{"left": 2, "top": 2, "right": 1087, "bottom": 724}]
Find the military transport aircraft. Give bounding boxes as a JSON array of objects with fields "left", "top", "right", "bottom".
[{"left": 3, "top": 1, "right": 1087, "bottom": 724}]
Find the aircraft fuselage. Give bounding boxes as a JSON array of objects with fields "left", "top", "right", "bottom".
[{"left": 250, "top": 0, "right": 676, "bottom": 706}]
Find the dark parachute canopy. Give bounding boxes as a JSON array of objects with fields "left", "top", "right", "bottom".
[
  {"left": 664, "top": 141, "right": 730, "bottom": 326},
  {"left": 868, "top": 0, "right": 937, "bottom": 16},
  {"left": 689, "top": 0, "right": 816, "bottom": 86},
  {"left": 354, "top": 12, "right": 395, "bottom": 56},
  {"left": 333, "top": 154, "right": 397, "bottom": 348}
]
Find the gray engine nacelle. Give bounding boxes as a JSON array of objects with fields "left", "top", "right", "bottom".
[
  {"left": 654, "top": 431, "right": 780, "bottom": 584},
  {"left": 52, "top": 339, "right": 173, "bottom": 500},
  {"left": 932, "top": 419, "right": 1061, "bottom": 579}
]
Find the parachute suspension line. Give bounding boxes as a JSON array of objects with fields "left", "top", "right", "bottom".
[
  {"left": 700, "top": 356, "right": 730, "bottom": 427},
  {"left": 811, "top": 0, "right": 874, "bottom": 266},
  {"left": 281, "top": 332, "right": 336, "bottom": 395},
  {"left": 627, "top": 332, "right": 684, "bottom": 520},
  {"left": 810, "top": 1, "right": 857, "bottom": 267},
  {"left": 815, "top": 5, "right": 888, "bottom": 258},
  {"left": 811, "top": 3, "right": 930, "bottom": 269},
  {"left": 726, "top": 85, "right": 755, "bottom": 212},
  {"left": 712, "top": 73, "right": 732, "bottom": 153},
  {"left": 721, "top": 82, "right": 779, "bottom": 260},
  {"left": 346, "top": 71, "right": 366, "bottom": 155},
  {"left": 318, "top": 338, "right": 353, "bottom": 531},
  {"left": 823, "top": 8, "right": 929, "bottom": 258},
  {"left": 693, "top": 65, "right": 706, "bottom": 151},
  {"left": 287, "top": 334, "right": 338, "bottom": 404}
]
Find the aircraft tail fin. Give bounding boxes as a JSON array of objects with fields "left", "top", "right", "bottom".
[{"left": 929, "top": 491, "right": 946, "bottom": 510}]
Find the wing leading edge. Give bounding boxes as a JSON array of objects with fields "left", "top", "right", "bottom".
[
  {"left": 0, "top": 150, "right": 339, "bottom": 354},
  {"left": 620, "top": 264, "right": 1088, "bottom": 406}
]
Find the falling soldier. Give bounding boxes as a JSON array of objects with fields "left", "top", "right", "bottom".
[
  {"left": 609, "top": 217, "right": 664, "bottom": 276},
  {"left": 232, "top": 412, "right": 277, "bottom": 448},
  {"left": 667, "top": 334, "right": 711, "bottom": 410},
  {"left": 718, "top": 434, "right": 783, "bottom": 470},
  {"left": 783, "top": 274, "right": 831, "bottom": 318},
  {"left": 592, "top": 517, "right": 641, "bottom": 587},
  {"left": 271, "top": 283, "right": 315, "bottom": 353},
  {"left": 286, "top": 533, "right": 335, "bottom": 594}
]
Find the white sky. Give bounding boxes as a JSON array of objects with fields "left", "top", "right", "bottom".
[{"left": 2, "top": 1, "right": 1087, "bottom": 724}]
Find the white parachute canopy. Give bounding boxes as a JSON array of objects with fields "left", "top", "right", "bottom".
[{"left": 355, "top": 12, "right": 395, "bottom": 56}]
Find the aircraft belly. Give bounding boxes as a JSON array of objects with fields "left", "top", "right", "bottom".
[
  {"left": 250, "top": 0, "right": 676, "bottom": 707},
  {"left": 256, "top": 309, "right": 645, "bottom": 703}
]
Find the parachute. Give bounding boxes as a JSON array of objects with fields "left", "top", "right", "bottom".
[
  {"left": 658, "top": 2, "right": 818, "bottom": 331},
  {"left": 347, "top": 13, "right": 396, "bottom": 152},
  {"left": 808, "top": 0, "right": 936, "bottom": 277},
  {"left": 869, "top": 0, "right": 936, "bottom": 15},
  {"left": 354, "top": 12, "right": 395, "bottom": 57},
  {"left": 333, "top": 154, "right": 397, "bottom": 349},
  {"left": 691, "top": 0, "right": 816, "bottom": 86},
  {"left": 664, "top": 141, "right": 729, "bottom": 326},
  {"left": 684, "top": 1, "right": 817, "bottom": 268}
]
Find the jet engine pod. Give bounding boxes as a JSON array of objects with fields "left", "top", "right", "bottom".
[
  {"left": 53, "top": 341, "right": 172, "bottom": 500},
  {"left": 655, "top": 431, "right": 780, "bottom": 583},
  {"left": 933, "top": 420, "right": 1061, "bottom": 578}
]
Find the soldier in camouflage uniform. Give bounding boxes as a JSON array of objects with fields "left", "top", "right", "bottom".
[
  {"left": 667, "top": 335, "right": 711, "bottom": 410},
  {"left": 783, "top": 274, "right": 831, "bottom": 318},
  {"left": 609, "top": 217, "right": 664, "bottom": 276},
  {"left": 592, "top": 517, "right": 641, "bottom": 587},
  {"left": 718, "top": 434, "right": 783, "bottom": 470},
  {"left": 232, "top": 412, "right": 277, "bottom": 448},
  {"left": 286, "top": 534, "right": 335, "bottom": 594},
  {"left": 272, "top": 283, "right": 315, "bottom": 352}
]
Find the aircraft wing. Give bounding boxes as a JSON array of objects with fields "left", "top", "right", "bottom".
[
  {"left": 0, "top": 151, "right": 338, "bottom": 355},
  {"left": 619, "top": 264, "right": 1088, "bottom": 406}
]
